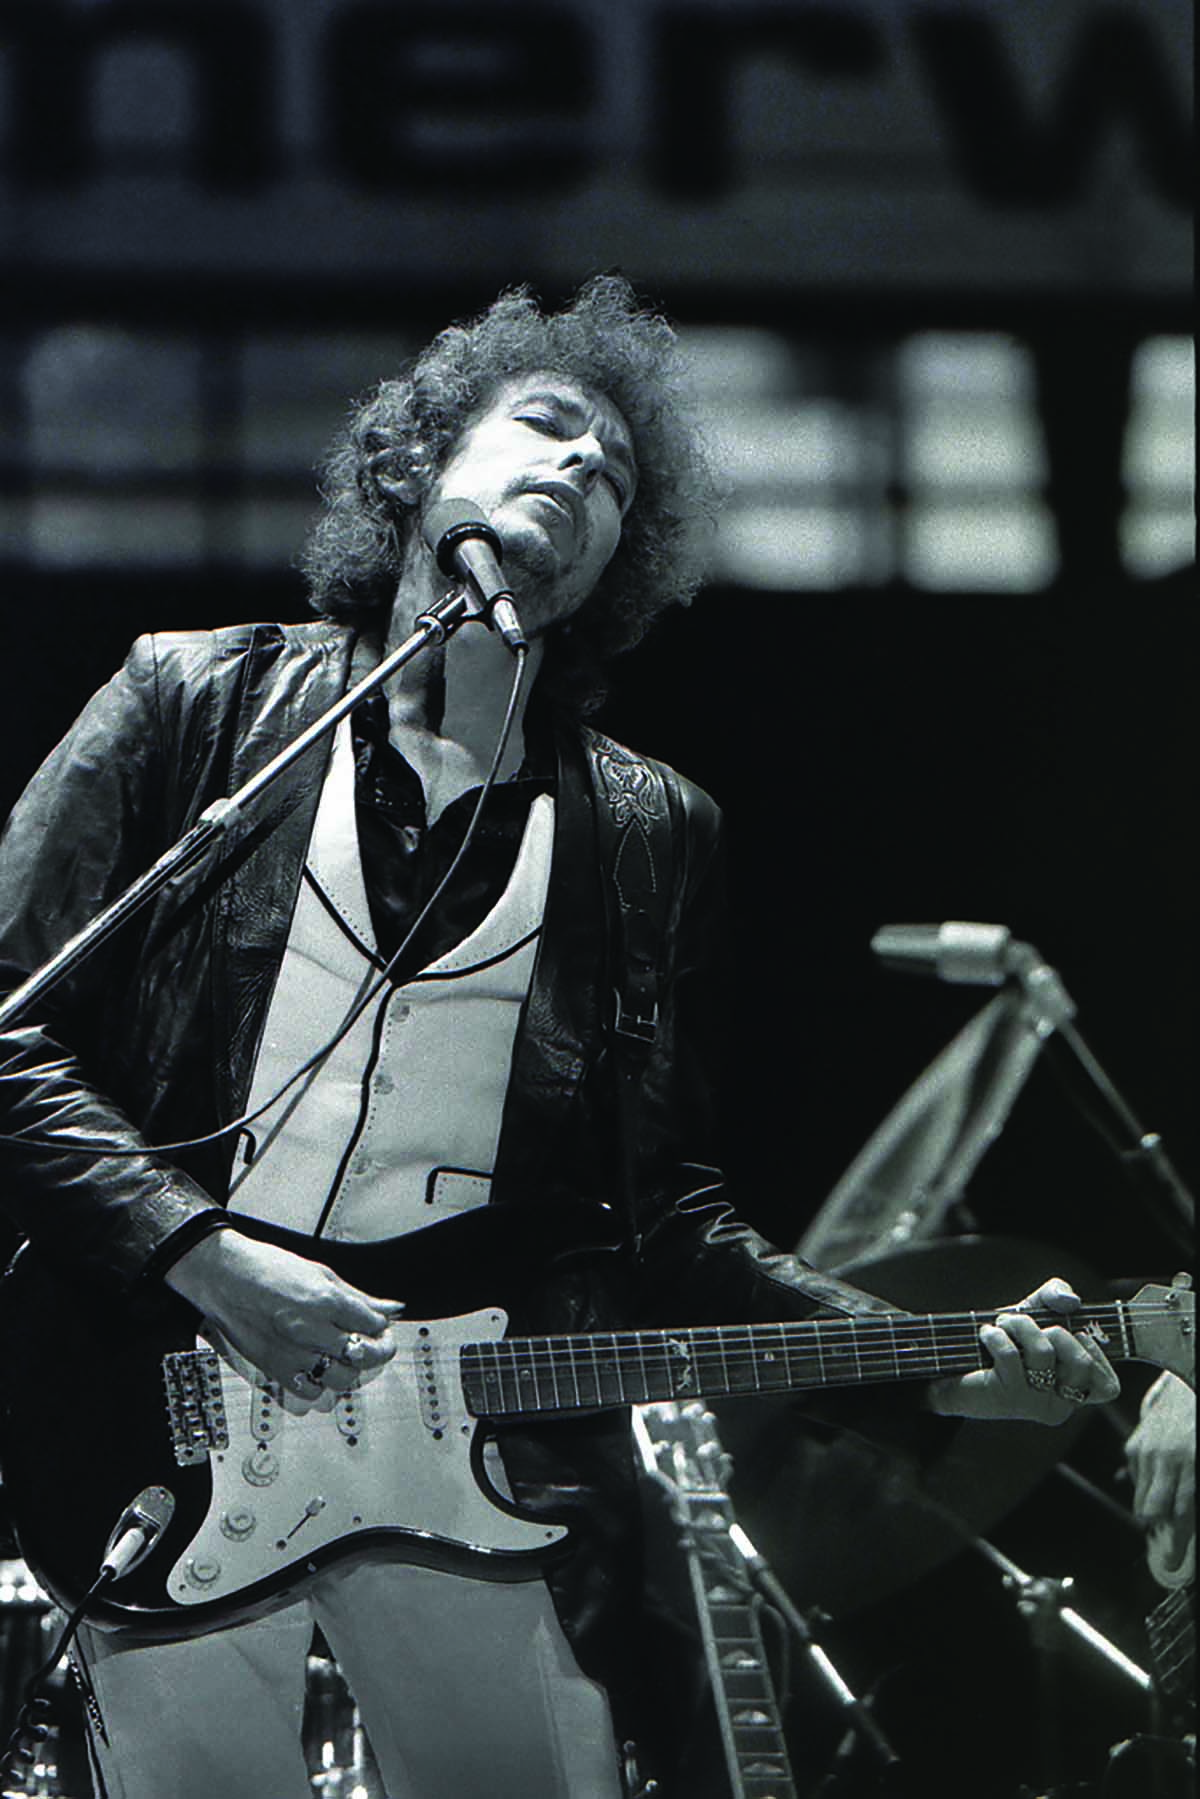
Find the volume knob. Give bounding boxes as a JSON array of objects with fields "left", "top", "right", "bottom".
[{"left": 242, "top": 1447, "right": 280, "bottom": 1486}]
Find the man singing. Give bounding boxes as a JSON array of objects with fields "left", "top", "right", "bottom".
[{"left": 0, "top": 276, "right": 1118, "bottom": 1798}]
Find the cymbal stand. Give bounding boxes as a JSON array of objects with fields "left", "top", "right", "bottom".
[
  {"left": 726, "top": 1525, "right": 902, "bottom": 1793},
  {"left": 973, "top": 1534, "right": 1152, "bottom": 1791}
]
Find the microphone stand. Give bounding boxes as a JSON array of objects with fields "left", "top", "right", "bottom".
[
  {"left": 725, "top": 1523, "right": 902, "bottom": 1789},
  {"left": 0, "top": 586, "right": 488, "bottom": 1035},
  {"left": 1001, "top": 939, "right": 1195, "bottom": 1252},
  {"left": 868, "top": 923, "right": 1194, "bottom": 1255}
]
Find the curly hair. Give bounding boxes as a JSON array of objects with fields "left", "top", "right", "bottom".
[{"left": 299, "top": 275, "right": 720, "bottom": 713}]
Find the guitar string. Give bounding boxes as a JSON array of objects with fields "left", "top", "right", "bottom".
[
  {"left": 169, "top": 1303, "right": 1181, "bottom": 1380},
  {"left": 144, "top": 1302, "right": 1191, "bottom": 1410}
]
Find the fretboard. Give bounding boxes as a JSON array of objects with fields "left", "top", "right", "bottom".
[{"left": 460, "top": 1302, "right": 1132, "bottom": 1420}]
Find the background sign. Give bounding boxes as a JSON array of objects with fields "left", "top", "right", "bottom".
[{"left": 1, "top": 0, "right": 1191, "bottom": 296}]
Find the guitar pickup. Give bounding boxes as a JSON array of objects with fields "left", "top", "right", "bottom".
[
  {"left": 163, "top": 1348, "right": 230, "bottom": 1466},
  {"left": 414, "top": 1330, "right": 447, "bottom": 1438}
]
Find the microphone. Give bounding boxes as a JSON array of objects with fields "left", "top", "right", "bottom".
[
  {"left": 422, "top": 498, "right": 528, "bottom": 653},
  {"left": 100, "top": 1485, "right": 176, "bottom": 1582},
  {"left": 870, "top": 921, "right": 1018, "bottom": 985}
]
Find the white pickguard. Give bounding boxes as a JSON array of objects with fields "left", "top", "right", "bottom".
[{"left": 166, "top": 1308, "right": 567, "bottom": 1611}]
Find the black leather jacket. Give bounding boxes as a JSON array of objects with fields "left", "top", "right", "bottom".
[{"left": 0, "top": 622, "right": 896, "bottom": 1758}]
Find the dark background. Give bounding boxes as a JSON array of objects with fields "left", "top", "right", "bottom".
[{"left": 0, "top": 3, "right": 1194, "bottom": 1795}]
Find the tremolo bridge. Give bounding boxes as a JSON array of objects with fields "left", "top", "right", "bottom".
[{"left": 162, "top": 1348, "right": 229, "bottom": 1466}]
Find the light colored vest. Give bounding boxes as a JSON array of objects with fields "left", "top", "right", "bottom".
[{"left": 227, "top": 719, "right": 554, "bottom": 1241}]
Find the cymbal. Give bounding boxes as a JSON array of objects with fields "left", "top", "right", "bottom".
[{"left": 715, "top": 1234, "right": 1105, "bottom": 1619}]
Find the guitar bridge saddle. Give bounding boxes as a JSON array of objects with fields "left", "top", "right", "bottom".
[{"left": 163, "top": 1347, "right": 230, "bottom": 1466}]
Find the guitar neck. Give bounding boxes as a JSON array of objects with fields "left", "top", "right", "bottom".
[
  {"left": 461, "top": 1302, "right": 1133, "bottom": 1420},
  {"left": 639, "top": 1402, "right": 800, "bottom": 1799}
]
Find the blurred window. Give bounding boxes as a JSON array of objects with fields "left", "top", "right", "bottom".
[
  {"left": 895, "top": 333, "right": 1056, "bottom": 591},
  {"left": 689, "top": 326, "right": 1057, "bottom": 590},
  {"left": 1120, "top": 336, "right": 1195, "bottom": 578},
  {"left": 1, "top": 321, "right": 1189, "bottom": 592}
]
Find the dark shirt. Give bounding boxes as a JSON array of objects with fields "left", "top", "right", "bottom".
[{"left": 350, "top": 692, "right": 553, "bottom": 985}]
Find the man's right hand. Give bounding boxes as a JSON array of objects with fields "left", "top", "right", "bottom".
[{"left": 164, "top": 1229, "right": 403, "bottom": 1396}]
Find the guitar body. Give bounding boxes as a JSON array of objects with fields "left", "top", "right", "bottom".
[{"left": 0, "top": 1206, "right": 606, "bottom": 1641}]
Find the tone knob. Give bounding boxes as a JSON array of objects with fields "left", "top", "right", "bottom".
[
  {"left": 220, "top": 1506, "right": 257, "bottom": 1540},
  {"left": 185, "top": 1554, "right": 221, "bottom": 1587}
]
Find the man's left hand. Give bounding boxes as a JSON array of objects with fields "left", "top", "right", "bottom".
[{"left": 927, "top": 1277, "right": 1121, "bottom": 1424}]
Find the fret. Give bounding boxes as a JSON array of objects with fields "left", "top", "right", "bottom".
[
  {"left": 753, "top": 1323, "right": 791, "bottom": 1393},
  {"left": 777, "top": 1322, "right": 825, "bottom": 1390},
  {"left": 542, "top": 1335, "right": 574, "bottom": 1410},
  {"left": 566, "top": 1332, "right": 600, "bottom": 1409},
  {"left": 1114, "top": 1302, "right": 1133, "bottom": 1360},
  {"left": 592, "top": 1332, "right": 626, "bottom": 1407},
  {"left": 629, "top": 1338, "right": 658, "bottom": 1403},
  {"left": 562, "top": 1333, "right": 584, "bottom": 1410},
  {"left": 511, "top": 1341, "right": 546, "bottom": 1412},
  {"left": 889, "top": 1313, "right": 943, "bottom": 1381},
  {"left": 811, "top": 1317, "right": 861, "bottom": 1388},
  {"left": 719, "top": 1325, "right": 761, "bottom": 1396},
  {"left": 639, "top": 1332, "right": 676, "bottom": 1404},
  {"left": 691, "top": 1327, "right": 732, "bottom": 1398},
  {"left": 938, "top": 1309, "right": 983, "bottom": 1378},
  {"left": 614, "top": 1331, "right": 640, "bottom": 1404},
  {"left": 712, "top": 1324, "right": 732, "bottom": 1394},
  {"left": 487, "top": 1339, "right": 520, "bottom": 1414},
  {"left": 656, "top": 1331, "right": 697, "bottom": 1401},
  {"left": 1090, "top": 1301, "right": 1128, "bottom": 1360}
]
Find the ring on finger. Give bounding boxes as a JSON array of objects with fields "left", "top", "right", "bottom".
[
  {"left": 340, "top": 1333, "right": 366, "bottom": 1365},
  {"left": 1059, "top": 1382, "right": 1090, "bottom": 1405},
  {"left": 1025, "top": 1367, "right": 1057, "bottom": 1392},
  {"left": 307, "top": 1352, "right": 333, "bottom": 1385}
]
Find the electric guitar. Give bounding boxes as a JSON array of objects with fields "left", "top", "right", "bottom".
[
  {"left": 635, "top": 1401, "right": 799, "bottom": 1799},
  {"left": 0, "top": 1210, "right": 1192, "bottom": 1641}
]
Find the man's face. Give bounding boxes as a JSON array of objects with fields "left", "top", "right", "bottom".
[{"left": 424, "top": 373, "right": 639, "bottom": 634}]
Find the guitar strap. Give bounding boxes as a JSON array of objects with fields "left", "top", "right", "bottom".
[{"left": 583, "top": 729, "right": 674, "bottom": 1261}]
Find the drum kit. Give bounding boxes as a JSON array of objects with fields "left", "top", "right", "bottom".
[{"left": 0, "top": 925, "right": 1193, "bottom": 1796}]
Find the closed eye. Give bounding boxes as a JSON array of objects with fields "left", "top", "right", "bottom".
[{"left": 516, "top": 410, "right": 563, "bottom": 436}]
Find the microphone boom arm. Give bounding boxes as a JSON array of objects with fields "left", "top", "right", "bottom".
[
  {"left": 872, "top": 921, "right": 1195, "bottom": 1246},
  {"left": 0, "top": 591, "right": 481, "bottom": 1034}
]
